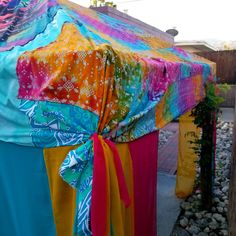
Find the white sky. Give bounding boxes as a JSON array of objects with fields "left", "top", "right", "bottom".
[{"left": 71, "top": 0, "right": 236, "bottom": 41}]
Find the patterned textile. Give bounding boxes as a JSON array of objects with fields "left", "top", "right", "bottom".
[
  {"left": 0, "top": 6, "right": 73, "bottom": 144},
  {"left": 0, "top": 0, "right": 215, "bottom": 235},
  {"left": 176, "top": 111, "right": 201, "bottom": 198}
]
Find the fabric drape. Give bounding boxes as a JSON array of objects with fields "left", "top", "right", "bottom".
[
  {"left": 0, "top": 141, "right": 56, "bottom": 236},
  {"left": 129, "top": 132, "right": 158, "bottom": 236},
  {"left": 44, "top": 142, "right": 136, "bottom": 236},
  {"left": 175, "top": 111, "right": 201, "bottom": 198}
]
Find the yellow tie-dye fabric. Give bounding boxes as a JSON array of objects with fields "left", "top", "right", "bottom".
[
  {"left": 175, "top": 111, "right": 201, "bottom": 198},
  {"left": 44, "top": 146, "right": 78, "bottom": 236},
  {"left": 116, "top": 143, "right": 135, "bottom": 236}
]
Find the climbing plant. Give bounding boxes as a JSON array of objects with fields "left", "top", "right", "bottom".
[{"left": 190, "top": 81, "right": 229, "bottom": 210}]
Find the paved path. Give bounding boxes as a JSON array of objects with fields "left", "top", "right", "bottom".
[
  {"left": 220, "top": 107, "right": 234, "bottom": 122},
  {"left": 158, "top": 122, "right": 179, "bottom": 175},
  {"left": 157, "top": 173, "right": 183, "bottom": 236},
  {"left": 157, "top": 123, "right": 180, "bottom": 236}
]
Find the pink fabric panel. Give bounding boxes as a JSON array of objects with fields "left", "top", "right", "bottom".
[{"left": 129, "top": 131, "right": 159, "bottom": 236}]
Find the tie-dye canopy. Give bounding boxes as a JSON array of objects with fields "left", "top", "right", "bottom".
[
  {"left": 0, "top": 0, "right": 214, "bottom": 145},
  {"left": 0, "top": 0, "right": 215, "bottom": 235}
]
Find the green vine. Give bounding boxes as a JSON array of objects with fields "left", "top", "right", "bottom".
[
  {"left": 189, "top": 81, "right": 230, "bottom": 210},
  {"left": 191, "top": 82, "right": 229, "bottom": 127}
]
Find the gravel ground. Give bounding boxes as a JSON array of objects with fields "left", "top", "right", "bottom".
[{"left": 171, "top": 121, "right": 233, "bottom": 236}]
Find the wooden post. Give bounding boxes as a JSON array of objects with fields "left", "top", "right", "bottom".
[
  {"left": 229, "top": 93, "right": 236, "bottom": 236},
  {"left": 200, "top": 110, "right": 215, "bottom": 210}
]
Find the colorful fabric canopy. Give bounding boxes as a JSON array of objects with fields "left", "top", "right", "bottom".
[{"left": 0, "top": 0, "right": 215, "bottom": 235}]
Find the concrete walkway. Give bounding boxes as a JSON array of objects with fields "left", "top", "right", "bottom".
[
  {"left": 157, "top": 123, "right": 180, "bottom": 236},
  {"left": 220, "top": 107, "right": 234, "bottom": 122},
  {"left": 158, "top": 123, "right": 179, "bottom": 175},
  {"left": 157, "top": 172, "right": 183, "bottom": 236}
]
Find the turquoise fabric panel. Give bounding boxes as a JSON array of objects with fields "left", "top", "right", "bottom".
[
  {"left": 0, "top": 9, "right": 73, "bottom": 145},
  {"left": 0, "top": 141, "right": 56, "bottom": 236}
]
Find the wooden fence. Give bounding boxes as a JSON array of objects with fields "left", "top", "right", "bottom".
[{"left": 197, "top": 50, "right": 236, "bottom": 84}]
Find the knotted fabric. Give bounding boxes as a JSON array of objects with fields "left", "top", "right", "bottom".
[{"left": 59, "top": 132, "right": 130, "bottom": 235}]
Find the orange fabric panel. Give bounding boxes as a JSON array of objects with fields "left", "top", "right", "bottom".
[
  {"left": 116, "top": 143, "right": 135, "bottom": 236},
  {"left": 99, "top": 138, "right": 124, "bottom": 236},
  {"left": 44, "top": 146, "right": 77, "bottom": 236}
]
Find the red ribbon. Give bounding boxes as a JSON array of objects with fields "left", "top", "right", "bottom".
[
  {"left": 91, "top": 133, "right": 131, "bottom": 236},
  {"left": 104, "top": 139, "right": 131, "bottom": 207}
]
